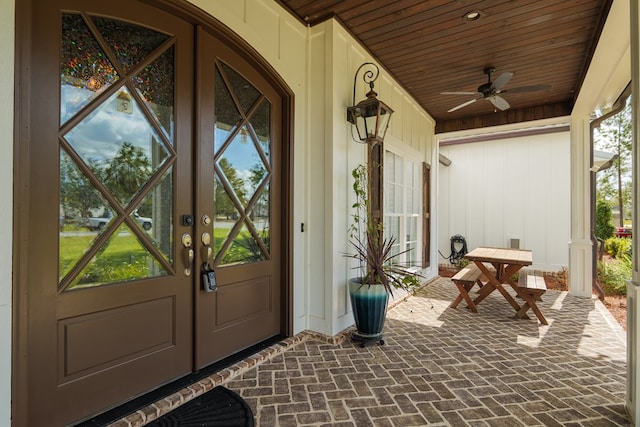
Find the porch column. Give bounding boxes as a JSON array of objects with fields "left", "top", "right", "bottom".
[
  {"left": 568, "top": 115, "right": 593, "bottom": 298},
  {"left": 627, "top": 0, "right": 640, "bottom": 422}
]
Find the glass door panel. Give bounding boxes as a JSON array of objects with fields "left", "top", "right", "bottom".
[
  {"left": 59, "top": 13, "right": 175, "bottom": 291},
  {"left": 213, "top": 64, "right": 271, "bottom": 267},
  {"left": 60, "top": 13, "right": 120, "bottom": 125}
]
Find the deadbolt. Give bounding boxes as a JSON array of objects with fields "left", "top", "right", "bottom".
[{"left": 202, "top": 214, "right": 211, "bottom": 226}]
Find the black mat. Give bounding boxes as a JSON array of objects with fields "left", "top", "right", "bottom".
[{"left": 147, "top": 386, "right": 254, "bottom": 427}]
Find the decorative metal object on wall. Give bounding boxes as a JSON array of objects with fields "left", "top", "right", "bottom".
[{"left": 346, "top": 62, "right": 393, "bottom": 144}]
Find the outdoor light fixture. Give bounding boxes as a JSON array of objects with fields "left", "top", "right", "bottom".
[{"left": 347, "top": 62, "right": 393, "bottom": 144}]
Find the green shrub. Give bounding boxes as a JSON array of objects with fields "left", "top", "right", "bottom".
[
  {"left": 597, "top": 254, "right": 631, "bottom": 296},
  {"left": 596, "top": 199, "right": 615, "bottom": 240},
  {"left": 604, "top": 237, "right": 632, "bottom": 259},
  {"left": 454, "top": 259, "right": 469, "bottom": 270},
  {"left": 77, "top": 257, "right": 151, "bottom": 284}
]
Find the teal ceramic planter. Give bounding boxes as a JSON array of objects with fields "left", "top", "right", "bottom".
[{"left": 349, "top": 278, "right": 389, "bottom": 346}]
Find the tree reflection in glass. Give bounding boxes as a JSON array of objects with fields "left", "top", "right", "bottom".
[{"left": 213, "top": 64, "right": 271, "bottom": 266}]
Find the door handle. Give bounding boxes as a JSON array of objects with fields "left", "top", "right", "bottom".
[
  {"left": 182, "top": 233, "right": 194, "bottom": 276},
  {"left": 201, "top": 231, "right": 212, "bottom": 262}
]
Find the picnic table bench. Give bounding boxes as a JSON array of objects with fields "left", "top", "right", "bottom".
[
  {"left": 516, "top": 269, "right": 548, "bottom": 325},
  {"left": 449, "top": 264, "right": 484, "bottom": 313}
]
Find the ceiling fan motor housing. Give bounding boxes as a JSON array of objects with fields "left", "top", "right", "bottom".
[
  {"left": 478, "top": 67, "right": 496, "bottom": 95},
  {"left": 477, "top": 82, "right": 493, "bottom": 95}
]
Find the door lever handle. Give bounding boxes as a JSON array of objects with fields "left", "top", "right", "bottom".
[
  {"left": 185, "top": 248, "right": 194, "bottom": 276},
  {"left": 201, "top": 232, "right": 212, "bottom": 263},
  {"left": 182, "top": 233, "right": 194, "bottom": 276}
]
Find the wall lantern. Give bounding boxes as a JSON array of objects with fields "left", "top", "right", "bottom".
[{"left": 347, "top": 62, "right": 394, "bottom": 144}]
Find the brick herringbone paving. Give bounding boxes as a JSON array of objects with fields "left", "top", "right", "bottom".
[
  {"left": 112, "top": 277, "right": 629, "bottom": 426},
  {"left": 227, "top": 278, "right": 629, "bottom": 426}
]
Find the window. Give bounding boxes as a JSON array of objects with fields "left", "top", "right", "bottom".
[{"left": 384, "top": 151, "right": 421, "bottom": 268}]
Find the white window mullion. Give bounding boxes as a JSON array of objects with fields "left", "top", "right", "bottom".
[{"left": 384, "top": 150, "right": 422, "bottom": 268}]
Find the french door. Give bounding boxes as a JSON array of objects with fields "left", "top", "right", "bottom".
[
  {"left": 195, "top": 29, "right": 282, "bottom": 367},
  {"left": 17, "top": 1, "right": 284, "bottom": 425}
]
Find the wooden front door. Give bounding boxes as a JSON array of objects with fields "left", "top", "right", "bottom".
[
  {"left": 16, "top": 1, "right": 285, "bottom": 425},
  {"left": 195, "top": 29, "right": 283, "bottom": 367}
]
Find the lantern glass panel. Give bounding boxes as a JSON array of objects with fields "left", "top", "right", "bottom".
[{"left": 377, "top": 110, "right": 391, "bottom": 139}]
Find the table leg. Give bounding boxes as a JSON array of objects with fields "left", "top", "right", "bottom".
[
  {"left": 514, "top": 298, "right": 547, "bottom": 324},
  {"left": 450, "top": 282, "right": 478, "bottom": 313},
  {"left": 498, "top": 264, "right": 526, "bottom": 311},
  {"left": 471, "top": 262, "right": 495, "bottom": 305},
  {"left": 472, "top": 262, "right": 524, "bottom": 313}
]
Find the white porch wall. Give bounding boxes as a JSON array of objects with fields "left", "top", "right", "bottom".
[
  {"left": 307, "top": 20, "right": 437, "bottom": 336},
  {"left": 438, "top": 125, "right": 571, "bottom": 272},
  {"left": 0, "top": 0, "right": 13, "bottom": 424}
]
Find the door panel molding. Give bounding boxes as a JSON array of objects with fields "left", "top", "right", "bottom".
[{"left": 58, "top": 297, "right": 175, "bottom": 382}]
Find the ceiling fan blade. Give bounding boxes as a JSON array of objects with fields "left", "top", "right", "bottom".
[
  {"left": 441, "top": 91, "right": 478, "bottom": 96},
  {"left": 488, "top": 95, "right": 510, "bottom": 110},
  {"left": 491, "top": 72, "right": 514, "bottom": 91},
  {"left": 502, "top": 84, "right": 551, "bottom": 94},
  {"left": 448, "top": 98, "right": 479, "bottom": 112}
]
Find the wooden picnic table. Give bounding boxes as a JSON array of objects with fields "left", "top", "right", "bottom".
[{"left": 464, "top": 247, "right": 548, "bottom": 324}]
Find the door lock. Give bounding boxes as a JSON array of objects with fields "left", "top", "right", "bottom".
[
  {"left": 181, "top": 233, "right": 194, "bottom": 276},
  {"left": 181, "top": 214, "right": 194, "bottom": 226}
]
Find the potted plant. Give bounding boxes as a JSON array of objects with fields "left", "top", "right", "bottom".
[{"left": 346, "top": 163, "right": 422, "bottom": 347}]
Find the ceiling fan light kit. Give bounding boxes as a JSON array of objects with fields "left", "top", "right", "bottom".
[{"left": 441, "top": 66, "right": 550, "bottom": 113}]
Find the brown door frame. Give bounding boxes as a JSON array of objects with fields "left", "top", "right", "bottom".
[{"left": 13, "top": 0, "right": 294, "bottom": 424}]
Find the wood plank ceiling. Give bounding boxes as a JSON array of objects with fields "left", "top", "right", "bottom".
[{"left": 277, "top": 0, "right": 613, "bottom": 133}]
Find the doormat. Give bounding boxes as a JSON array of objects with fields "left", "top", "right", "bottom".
[{"left": 147, "top": 386, "right": 254, "bottom": 426}]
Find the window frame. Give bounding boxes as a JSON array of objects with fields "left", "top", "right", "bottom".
[{"left": 383, "top": 148, "right": 422, "bottom": 269}]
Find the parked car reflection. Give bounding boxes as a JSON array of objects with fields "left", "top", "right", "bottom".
[{"left": 615, "top": 227, "right": 632, "bottom": 238}]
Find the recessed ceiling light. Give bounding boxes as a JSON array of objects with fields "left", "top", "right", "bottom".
[{"left": 463, "top": 10, "right": 483, "bottom": 22}]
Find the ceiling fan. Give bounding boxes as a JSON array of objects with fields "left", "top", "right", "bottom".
[{"left": 441, "top": 67, "right": 550, "bottom": 113}]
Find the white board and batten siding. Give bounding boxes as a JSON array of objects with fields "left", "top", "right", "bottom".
[
  {"left": 438, "top": 124, "right": 570, "bottom": 273},
  {"left": 307, "top": 20, "right": 437, "bottom": 336}
]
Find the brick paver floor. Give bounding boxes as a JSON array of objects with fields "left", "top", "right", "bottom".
[{"left": 113, "top": 277, "right": 630, "bottom": 426}]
